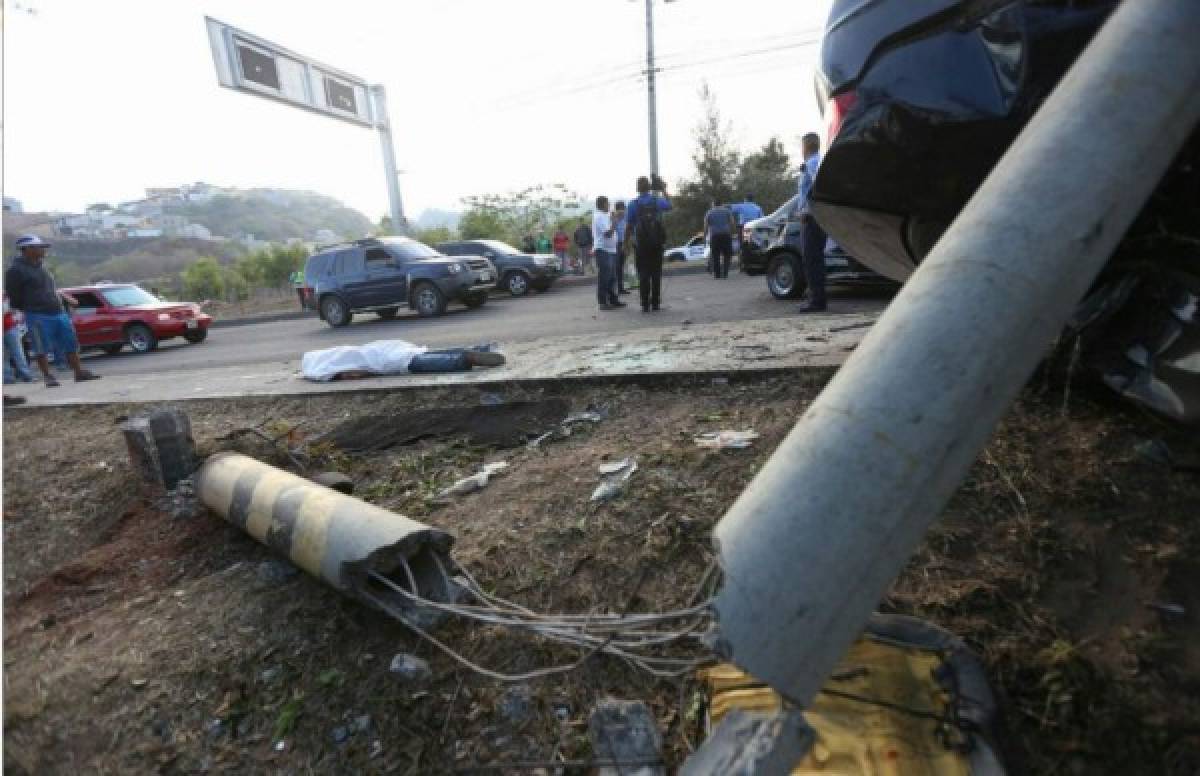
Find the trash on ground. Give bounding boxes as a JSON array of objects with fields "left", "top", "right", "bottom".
[
  {"left": 436, "top": 462, "right": 509, "bottom": 499},
  {"left": 694, "top": 430, "right": 760, "bottom": 449},
  {"left": 1146, "top": 601, "right": 1186, "bottom": 617},
  {"left": 389, "top": 654, "right": 433, "bottom": 683},
  {"left": 588, "top": 699, "right": 665, "bottom": 776},
  {"left": 528, "top": 406, "right": 610, "bottom": 449},
  {"left": 591, "top": 458, "right": 638, "bottom": 502}
]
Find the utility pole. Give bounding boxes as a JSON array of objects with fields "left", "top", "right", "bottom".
[
  {"left": 369, "top": 84, "right": 407, "bottom": 235},
  {"left": 643, "top": 0, "right": 660, "bottom": 176}
]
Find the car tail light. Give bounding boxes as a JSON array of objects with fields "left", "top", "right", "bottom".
[{"left": 825, "top": 89, "right": 857, "bottom": 144}]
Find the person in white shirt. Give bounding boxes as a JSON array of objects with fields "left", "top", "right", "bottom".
[{"left": 592, "top": 196, "right": 625, "bottom": 311}]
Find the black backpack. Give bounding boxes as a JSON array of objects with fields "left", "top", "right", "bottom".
[{"left": 634, "top": 198, "right": 666, "bottom": 251}]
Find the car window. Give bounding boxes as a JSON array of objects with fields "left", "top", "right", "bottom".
[
  {"left": 439, "top": 244, "right": 462, "bottom": 256},
  {"left": 365, "top": 247, "right": 394, "bottom": 270},
  {"left": 335, "top": 249, "right": 363, "bottom": 275},
  {"left": 381, "top": 239, "right": 440, "bottom": 261},
  {"left": 688, "top": 236, "right": 704, "bottom": 247},
  {"left": 101, "top": 286, "right": 161, "bottom": 307},
  {"left": 70, "top": 291, "right": 104, "bottom": 312}
]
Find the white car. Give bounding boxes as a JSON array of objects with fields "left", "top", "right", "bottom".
[
  {"left": 665, "top": 234, "right": 707, "bottom": 263},
  {"left": 665, "top": 232, "right": 742, "bottom": 265}
]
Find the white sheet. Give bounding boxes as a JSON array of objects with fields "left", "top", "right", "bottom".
[{"left": 300, "top": 339, "right": 429, "bottom": 382}]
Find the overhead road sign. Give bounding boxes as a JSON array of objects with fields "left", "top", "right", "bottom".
[{"left": 205, "top": 16, "right": 374, "bottom": 129}]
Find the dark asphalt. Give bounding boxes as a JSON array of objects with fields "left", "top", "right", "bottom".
[{"left": 85, "top": 272, "right": 893, "bottom": 377}]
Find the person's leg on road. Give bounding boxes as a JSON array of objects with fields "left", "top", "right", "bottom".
[
  {"left": 408, "top": 348, "right": 505, "bottom": 372},
  {"left": 24, "top": 313, "right": 61, "bottom": 386},
  {"left": 596, "top": 249, "right": 618, "bottom": 308},
  {"left": 4, "top": 327, "right": 32, "bottom": 382},
  {"left": 616, "top": 248, "right": 628, "bottom": 294},
  {"left": 649, "top": 252, "right": 664, "bottom": 310},
  {"left": 635, "top": 250, "right": 652, "bottom": 312},
  {"left": 295, "top": 288, "right": 306, "bottom": 310},
  {"left": 48, "top": 312, "right": 100, "bottom": 382},
  {"left": 798, "top": 219, "right": 828, "bottom": 312},
  {"left": 712, "top": 234, "right": 731, "bottom": 278}
]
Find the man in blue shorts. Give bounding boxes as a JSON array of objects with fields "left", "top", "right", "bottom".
[{"left": 5, "top": 235, "right": 101, "bottom": 387}]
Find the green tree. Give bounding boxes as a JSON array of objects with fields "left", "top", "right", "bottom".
[
  {"left": 181, "top": 257, "right": 224, "bottom": 300},
  {"left": 667, "top": 84, "right": 741, "bottom": 244},
  {"left": 414, "top": 226, "right": 455, "bottom": 246},
  {"left": 734, "top": 137, "right": 793, "bottom": 214},
  {"left": 458, "top": 207, "right": 509, "bottom": 241},
  {"left": 460, "top": 183, "right": 583, "bottom": 247}
]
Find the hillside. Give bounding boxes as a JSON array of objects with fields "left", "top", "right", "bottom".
[{"left": 179, "top": 189, "right": 373, "bottom": 243}]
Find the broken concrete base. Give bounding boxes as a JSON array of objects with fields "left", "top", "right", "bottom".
[
  {"left": 122, "top": 408, "right": 196, "bottom": 492},
  {"left": 680, "top": 709, "right": 814, "bottom": 776},
  {"left": 588, "top": 699, "right": 665, "bottom": 776}
]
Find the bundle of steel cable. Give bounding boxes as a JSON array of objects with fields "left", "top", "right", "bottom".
[{"left": 363, "top": 560, "right": 715, "bottom": 682}]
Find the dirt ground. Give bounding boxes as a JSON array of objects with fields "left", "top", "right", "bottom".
[{"left": 3, "top": 372, "right": 1199, "bottom": 774}]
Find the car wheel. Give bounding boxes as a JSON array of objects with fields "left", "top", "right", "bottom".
[
  {"left": 767, "top": 254, "right": 806, "bottom": 300},
  {"left": 126, "top": 323, "right": 159, "bottom": 353},
  {"left": 376, "top": 307, "right": 400, "bottom": 320},
  {"left": 463, "top": 294, "right": 487, "bottom": 309},
  {"left": 320, "top": 295, "right": 352, "bottom": 327},
  {"left": 183, "top": 329, "right": 208, "bottom": 344},
  {"left": 410, "top": 282, "right": 447, "bottom": 317},
  {"left": 102, "top": 344, "right": 123, "bottom": 355},
  {"left": 504, "top": 272, "right": 530, "bottom": 296}
]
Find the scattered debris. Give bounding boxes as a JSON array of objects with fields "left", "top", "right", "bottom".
[
  {"left": 528, "top": 406, "right": 609, "bottom": 449},
  {"left": 436, "top": 461, "right": 509, "bottom": 499},
  {"left": 1146, "top": 601, "right": 1186, "bottom": 617},
  {"left": 680, "top": 709, "right": 812, "bottom": 776},
  {"left": 497, "top": 685, "right": 534, "bottom": 724},
  {"left": 479, "top": 392, "right": 505, "bottom": 406},
  {"left": 694, "top": 430, "right": 760, "bottom": 449},
  {"left": 157, "top": 477, "right": 199, "bottom": 520},
  {"left": 389, "top": 653, "right": 433, "bottom": 683},
  {"left": 591, "top": 458, "right": 638, "bottom": 502},
  {"left": 310, "top": 471, "right": 354, "bottom": 494},
  {"left": 588, "top": 699, "right": 665, "bottom": 776},
  {"left": 711, "top": 377, "right": 729, "bottom": 385},
  {"left": 332, "top": 725, "right": 350, "bottom": 744}
]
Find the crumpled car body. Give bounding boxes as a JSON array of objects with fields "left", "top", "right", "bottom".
[{"left": 810, "top": 0, "right": 1200, "bottom": 423}]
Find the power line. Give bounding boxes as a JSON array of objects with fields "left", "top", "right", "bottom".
[
  {"left": 483, "top": 26, "right": 822, "bottom": 111},
  {"left": 490, "top": 37, "right": 821, "bottom": 113}
]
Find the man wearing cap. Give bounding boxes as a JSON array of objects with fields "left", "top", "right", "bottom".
[{"left": 5, "top": 235, "right": 100, "bottom": 387}]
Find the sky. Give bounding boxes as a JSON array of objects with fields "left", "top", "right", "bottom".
[{"left": 2, "top": 0, "right": 834, "bottom": 222}]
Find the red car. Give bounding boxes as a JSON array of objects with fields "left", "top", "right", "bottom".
[{"left": 61, "top": 284, "right": 213, "bottom": 354}]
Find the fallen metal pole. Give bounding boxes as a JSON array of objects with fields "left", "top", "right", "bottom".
[
  {"left": 711, "top": 0, "right": 1200, "bottom": 706},
  {"left": 195, "top": 452, "right": 458, "bottom": 618}
]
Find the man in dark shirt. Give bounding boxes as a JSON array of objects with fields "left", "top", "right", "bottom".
[
  {"left": 623, "top": 175, "right": 672, "bottom": 312},
  {"left": 704, "top": 201, "right": 736, "bottom": 279},
  {"left": 5, "top": 235, "right": 100, "bottom": 387}
]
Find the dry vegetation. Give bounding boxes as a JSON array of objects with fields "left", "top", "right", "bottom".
[{"left": 3, "top": 373, "right": 1198, "bottom": 774}]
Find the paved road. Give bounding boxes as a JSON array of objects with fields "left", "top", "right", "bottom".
[{"left": 85, "top": 273, "right": 893, "bottom": 377}]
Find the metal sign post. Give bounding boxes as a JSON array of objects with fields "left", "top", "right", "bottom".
[
  {"left": 205, "top": 17, "right": 406, "bottom": 235},
  {"left": 369, "top": 85, "right": 406, "bottom": 234}
]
